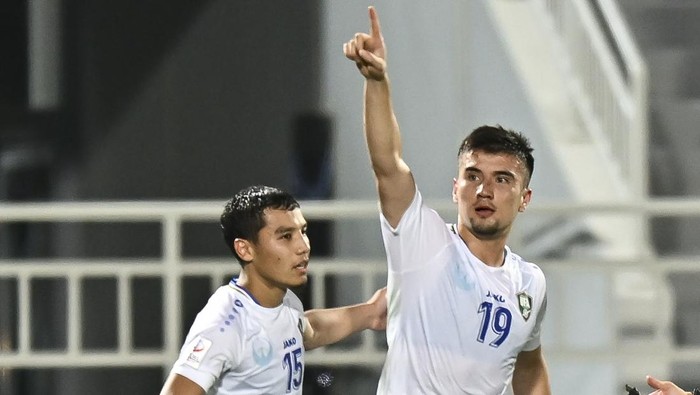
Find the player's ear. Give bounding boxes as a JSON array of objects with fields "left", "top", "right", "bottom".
[
  {"left": 233, "top": 238, "right": 254, "bottom": 263},
  {"left": 452, "top": 178, "right": 459, "bottom": 203},
  {"left": 518, "top": 188, "right": 532, "bottom": 212}
]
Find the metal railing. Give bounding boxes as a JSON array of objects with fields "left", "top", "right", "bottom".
[
  {"left": 1, "top": 198, "right": 700, "bottom": 377},
  {"left": 540, "top": 0, "right": 649, "bottom": 196},
  {"left": 0, "top": 200, "right": 396, "bottom": 374}
]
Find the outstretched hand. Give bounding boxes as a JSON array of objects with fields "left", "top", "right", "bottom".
[
  {"left": 343, "top": 6, "right": 387, "bottom": 81},
  {"left": 647, "top": 375, "right": 691, "bottom": 395},
  {"left": 365, "top": 286, "right": 387, "bottom": 331}
]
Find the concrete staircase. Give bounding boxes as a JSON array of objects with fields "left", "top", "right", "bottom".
[
  {"left": 482, "top": 0, "right": 675, "bottom": 391},
  {"left": 484, "top": 0, "right": 649, "bottom": 259}
]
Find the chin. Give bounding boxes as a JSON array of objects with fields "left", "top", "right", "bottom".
[
  {"left": 290, "top": 276, "right": 308, "bottom": 288},
  {"left": 471, "top": 224, "right": 502, "bottom": 239}
]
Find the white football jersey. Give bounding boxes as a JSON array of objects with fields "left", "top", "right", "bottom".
[
  {"left": 169, "top": 280, "right": 306, "bottom": 395},
  {"left": 377, "top": 190, "right": 547, "bottom": 395}
]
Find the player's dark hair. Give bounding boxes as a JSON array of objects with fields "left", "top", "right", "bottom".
[
  {"left": 220, "top": 185, "right": 300, "bottom": 265},
  {"left": 457, "top": 125, "right": 535, "bottom": 186}
]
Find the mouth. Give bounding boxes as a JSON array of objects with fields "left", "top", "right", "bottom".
[
  {"left": 474, "top": 206, "right": 495, "bottom": 218},
  {"left": 294, "top": 261, "right": 309, "bottom": 275}
]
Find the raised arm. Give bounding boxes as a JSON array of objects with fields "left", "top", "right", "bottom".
[
  {"left": 302, "top": 287, "right": 386, "bottom": 351},
  {"left": 344, "top": 6, "right": 415, "bottom": 227}
]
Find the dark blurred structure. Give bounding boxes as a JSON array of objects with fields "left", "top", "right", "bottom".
[
  {"left": 0, "top": 1, "right": 329, "bottom": 394},
  {"left": 619, "top": 0, "right": 700, "bottom": 390}
]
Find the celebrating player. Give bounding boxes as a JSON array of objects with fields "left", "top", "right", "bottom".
[
  {"left": 159, "top": 185, "right": 387, "bottom": 395},
  {"left": 344, "top": 7, "right": 551, "bottom": 394}
]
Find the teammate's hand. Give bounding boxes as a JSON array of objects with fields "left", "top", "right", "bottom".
[
  {"left": 365, "top": 286, "right": 387, "bottom": 331},
  {"left": 343, "top": 6, "right": 387, "bottom": 81},
  {"left": 647, "top": 375, "right": 691, "bottom": 395}
]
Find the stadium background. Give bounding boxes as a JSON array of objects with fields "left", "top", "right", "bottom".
[{"left": 1, "top": 0, "right": 699, "bottom": 394}]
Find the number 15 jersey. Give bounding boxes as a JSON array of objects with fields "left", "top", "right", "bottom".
[
  {"left": 169, "top": 281, "right": 306, "bottom": 395},
  {"left": 377, "top": 189, "right": 547, "bottom": 395}
]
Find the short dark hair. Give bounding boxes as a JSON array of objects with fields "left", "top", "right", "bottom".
[
  {"left": 220, "top": 185, "right": 300, "bottom": 265},
  {"left": 457, "top": 125, "right": 534, "bottom": 185}
]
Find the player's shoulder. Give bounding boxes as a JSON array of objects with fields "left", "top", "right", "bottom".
[
  {"left": 507, "top": 248, "right": 545, "bottom": 278},
  {"left": 199, "top": 286, "right": 243, "bottom": 316},
  {"left": 185, "top": 285, "right": 250, "bottom": 342},
  {"left": 283, "top": 289, "right": 304, "bottom": 314}
]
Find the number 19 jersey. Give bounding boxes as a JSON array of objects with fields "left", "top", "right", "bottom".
[{"left": 377, "top": 190, "right": 547, "bottom": 395}]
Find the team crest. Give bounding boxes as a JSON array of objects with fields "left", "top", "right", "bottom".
[
  {"left": 517, "top": 292, "right": 533, "bottom": 321},
  {"left": 251, "top": 336, "right": 273, "bottom": 366}
]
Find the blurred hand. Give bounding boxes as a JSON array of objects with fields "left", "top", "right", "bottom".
[{"left": 647, "top": 375, "right": 691, "bottom": 395}]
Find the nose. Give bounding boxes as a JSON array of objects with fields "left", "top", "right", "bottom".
[
  {"left": 298, "top": 233, "right": 311, "bottom": 255},
  {"left": 476, "top": 180, "right": 493, "bottom": 198}
]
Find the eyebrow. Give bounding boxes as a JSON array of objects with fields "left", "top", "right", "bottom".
[
  {"left": 463, "top": 166, "right": 481, "bottom": 174},
  {"left": 273, "top": 223, "right": 307, "bottom": 235},
  {"left": 274, "top": 227, "right": 295, "bottom": 235},
  {"left": 464, "top": 167, "right": 517, "bottom": 179}
]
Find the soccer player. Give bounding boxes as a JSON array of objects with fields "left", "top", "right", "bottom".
[
  {"left": 343, "top": 7, "right": 551, "bottom": 394},
  {"left": 159, "top": 185, "right": 387, "bottom": 395}
]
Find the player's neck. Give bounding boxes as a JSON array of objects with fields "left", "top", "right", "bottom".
[
  {"left": 459, "top": 228, "right": 508, "bottom": 267},
  {"left": 236, "top": 272, "right": 286, "bottom": 308}
]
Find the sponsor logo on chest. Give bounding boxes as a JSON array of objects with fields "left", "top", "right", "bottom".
[{"left": 283, "top": 337, "right": 298, "bottom": 349}]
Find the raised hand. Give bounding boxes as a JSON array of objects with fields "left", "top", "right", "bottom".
[{"left": 343, "top": 6, "right": 387, "bottom": 81}]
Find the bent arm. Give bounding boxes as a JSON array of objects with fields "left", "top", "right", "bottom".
[
  {"left": 303, "top": 287, "right": 386, "bottom": 350},
  {"left": 512, "top": 346, "right": 551, "bottom": 395},
  {"left": 159, "top": 373, "right": 205, "bottom": 395}
]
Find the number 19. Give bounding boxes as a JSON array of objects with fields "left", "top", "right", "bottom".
[{"left": 477, "top": 301, "right": 512, "bottom": 347}]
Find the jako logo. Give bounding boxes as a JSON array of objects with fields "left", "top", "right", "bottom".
[{"left": 283, "top": 337, "right": 297, "bottom": 349}]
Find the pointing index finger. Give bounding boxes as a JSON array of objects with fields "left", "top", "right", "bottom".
[{"left": 368, "top": 6, "right": 382, "bottom": 38}]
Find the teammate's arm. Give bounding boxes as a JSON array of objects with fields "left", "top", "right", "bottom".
[
  {"left": 303, "top": 287, "right": 387, "bottom": 351},
  {"left": 512, "top": 346, "right": 551, "bottom": 395},
  {"left": 343, "top": 6, "right": 415, "bottom": 227},
  {"left": 159, "top": 373, "right": 205, "bottom": 395}
]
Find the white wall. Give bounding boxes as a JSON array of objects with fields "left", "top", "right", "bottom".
[
  {"left": 320, "top": 1, "right": 571, "bottom": 256},
  {"left": 320, "top": 2, "right": 616, "bottom": 394}
]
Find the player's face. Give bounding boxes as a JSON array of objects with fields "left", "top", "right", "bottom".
[
  {"left": 453, "top": 150, "right": 531, "bottom": 240},
  {"left": 250, "top": 208, "right": 310, "bottom": 289}
]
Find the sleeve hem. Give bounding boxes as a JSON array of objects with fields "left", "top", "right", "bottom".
[{"left": 170, "top": 366, "right": 215, "bottom": 392}]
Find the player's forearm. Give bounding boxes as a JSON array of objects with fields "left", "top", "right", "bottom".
[
  {"left": 364, "top": 77, "right": 403, "bottom": 178},
  {"left": 364, "top": 77, "right": 415, "bottom": 225},
  {"left": 304, "top": 303, "right": 376, "bottom": 350}
]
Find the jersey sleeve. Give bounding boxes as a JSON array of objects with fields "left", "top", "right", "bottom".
[
  {"left": 521, "top": 273, "right": 548, "bottom": 352},
  {"left": 169, "top": 296, "right": 244, "bottom": 391},
  {"left": 380, "top": 188, "right": 453, "bottom": 272}
]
